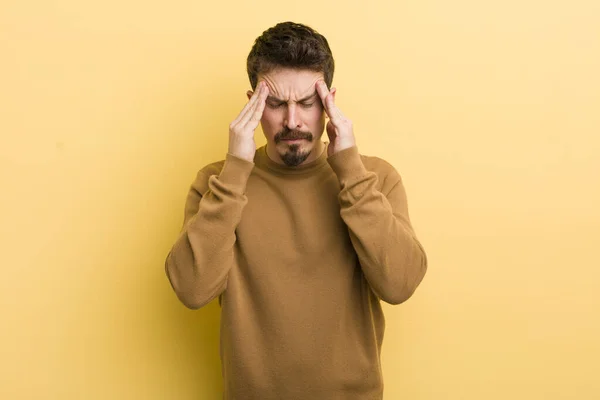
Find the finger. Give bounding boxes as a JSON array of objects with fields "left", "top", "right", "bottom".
[
  {"left": 315, "top": 80, "right": 330, "bottom": 107},
  {"left": 326, "top": 121, "right": 336, "bottom": 154},
  {"left": 239, "top": 83, "right": 269, "bottom": 128},
  {"left": 232, "top": 82, "right": 265, "bottom": 126},
  {"left": 325, "top": 87, "right": 345, "bottom": 122},
  {"left": 233, "top": 82, "right": 264, "bottom": 125},
  {"left": 326, "top": 120, "right": 337, "bottom": 140},
  {"left": 316, "top": 81, "right": 344, "bottom": 122},
  {"left": 248, "top": 84, "right": 269, "bottom": 126}
]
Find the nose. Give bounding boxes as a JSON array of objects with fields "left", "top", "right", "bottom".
[{"left": 284, "top": 104, "right": 301, "bottom": 130}]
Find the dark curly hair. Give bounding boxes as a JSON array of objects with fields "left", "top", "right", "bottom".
[{"left": 246, "top": 22, "right": 335, "bottom": 91}]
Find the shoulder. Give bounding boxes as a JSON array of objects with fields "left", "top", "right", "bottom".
[{"left": 359, "top": 153, "right": 404, "bottom": 194}]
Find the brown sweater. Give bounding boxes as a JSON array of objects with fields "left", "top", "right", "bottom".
[{"left": 165, "top": 144, "right": 427, "bottom": 400}]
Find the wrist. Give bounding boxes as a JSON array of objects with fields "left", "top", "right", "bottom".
[
  {"left": 228, "top": 144, "right": 256, "bottom": 163},
  {"left": 219, "top": 153, "right": 255, "bottom": 190}
]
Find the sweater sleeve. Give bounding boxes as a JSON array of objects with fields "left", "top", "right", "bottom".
[
  {"left": 327, "top": 146, "right": 428, "bottom": 305},
  {"left": 165, "top": 153, "right": 254, "bottom": 309}
]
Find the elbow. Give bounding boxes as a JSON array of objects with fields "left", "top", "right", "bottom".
[
  {"left": 379, "top": 284, "right": 418, "bottom": 305},
  {"left": 169, "top": 280, "right": 215, "bottom": 310},
  {"left": 177, "top": 284, "right": 226, "bottom": 310},
  {"left": 177, "top": 293, "right": 206, "bottom": 310},
  {"left": 378, "top": 251, "right": 428, "bottom": 305},
  {"left": 164, "top": 255, "right": 213, "bottom": 310}
]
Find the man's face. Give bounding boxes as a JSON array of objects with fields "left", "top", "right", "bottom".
[{"left": 247, "top": 68, "right": 327, "bottom": 166}]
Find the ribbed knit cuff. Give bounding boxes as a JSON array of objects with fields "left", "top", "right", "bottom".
[
  {"left": 218, "top": 153, "right": 255, "bottom": 191},
  {"left": 327, "top": 146, "right": 368, "bottom": 182}
]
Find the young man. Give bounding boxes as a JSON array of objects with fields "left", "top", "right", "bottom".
[{"left": 165, "top": 21, "right": 427, "bottom": 400}]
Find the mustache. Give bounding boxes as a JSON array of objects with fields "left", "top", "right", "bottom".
[{"left": 274, "top": 128, "right": 313, "bottom": 143}]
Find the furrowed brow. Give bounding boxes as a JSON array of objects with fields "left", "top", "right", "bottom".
[
  {"left": 266, "top": 95, "right": 284, "bottom": 103},
  {"left": 267, "top": 92, "right": 318, "bottom": 104},
  {"left": 297, "top": 92, "right": 318, "bottom": 103}
]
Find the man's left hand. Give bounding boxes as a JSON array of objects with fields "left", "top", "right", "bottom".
[{"left": 316, "top": 80, "right": 356, "bottom": 157}]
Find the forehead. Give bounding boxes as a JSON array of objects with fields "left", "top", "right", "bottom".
[{"left": 260, "top": 68, "right": 324, "bottom": 95}]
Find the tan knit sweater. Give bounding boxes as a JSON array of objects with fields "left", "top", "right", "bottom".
[{"left": 165, "top": 144, "right": 427, "bottom": 400}]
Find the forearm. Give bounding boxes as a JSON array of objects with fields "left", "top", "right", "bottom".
[
  {"left": 340, "top": 179, "right": 427, "bottom": 304},
  {"left": 165, "top": 154, "right": 254, "bottom": 309},
  {"left": 328, "top": 147, "right": 427, "bottom": 304}
]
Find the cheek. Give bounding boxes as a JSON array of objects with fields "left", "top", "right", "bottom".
[
  {"left": 262, "top": 108, "right": 278, "bottom": 120},
  {"left": 307, "top": 108, "right": 325, "bottom": 126},
  {"left": 260, "top": 110, "right": 280, "bottom": 134}
]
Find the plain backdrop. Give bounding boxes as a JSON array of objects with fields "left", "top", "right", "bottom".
[{"left": 1, "top": 0, "right": 599, "bottom": 399}]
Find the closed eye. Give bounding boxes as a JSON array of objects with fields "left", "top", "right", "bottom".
[{"left": 267, "top": 100, "right": 315, "bottom": 109}]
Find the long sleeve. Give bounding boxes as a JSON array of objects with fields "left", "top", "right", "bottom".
[
  {"left": 328, "top": 146, "right": 428, "bottom": 305},
  {"left": 165, "top": 153, "right": 254, "bottom": 309}
]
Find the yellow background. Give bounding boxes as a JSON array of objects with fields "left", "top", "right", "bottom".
[{"left": 1, "top": 0, "right": 599, "bottom": 399}]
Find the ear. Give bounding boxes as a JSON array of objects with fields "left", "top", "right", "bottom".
[
  {"left": 246, "top": 90, "right": 253, "bottom": 100},
  {"left": 331, "top": 88, "right": 337, "bottom": 100}
]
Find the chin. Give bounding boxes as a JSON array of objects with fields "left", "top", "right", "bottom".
[{"left": 277, "top": 142, "right": 312, "bottom": 167}]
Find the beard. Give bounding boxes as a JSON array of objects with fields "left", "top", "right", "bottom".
[
  {"left": 274, "top": 128, "right": 314, "bottom": 167},
  {"left": 280, "top": 144, "right": 310, "bottom": 166}
]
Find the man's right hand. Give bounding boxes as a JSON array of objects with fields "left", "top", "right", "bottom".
[{"left": 228, "top": 81, "right": 269, "bottom": 162}]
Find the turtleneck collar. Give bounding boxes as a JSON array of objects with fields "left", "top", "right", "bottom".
[{"left": 254, "top": 142, "right": 329, "bottom": 176}]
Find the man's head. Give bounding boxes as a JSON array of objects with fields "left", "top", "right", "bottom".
[{"left": 246, "top": 22, "right": 335, "bottom": 166}]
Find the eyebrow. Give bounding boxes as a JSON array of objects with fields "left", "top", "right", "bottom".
[{"left": 266, "top": 92, "right": 318, "bottom": 104}]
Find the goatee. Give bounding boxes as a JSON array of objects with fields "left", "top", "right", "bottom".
[
  {"left": 281, "top": 144, "right": 311, "bottom": 167},
  {"left": 275, "top": 128, "right": 314, "bottom": 167}
]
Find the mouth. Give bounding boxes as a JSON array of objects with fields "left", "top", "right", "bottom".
[{"left": 280, "top": 138, "right": 305, "bottom": 142}]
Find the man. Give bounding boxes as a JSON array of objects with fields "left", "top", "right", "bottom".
[{"left": 165, "top": 21, "right": 427, "bottom": 400}]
